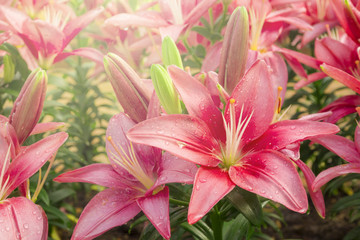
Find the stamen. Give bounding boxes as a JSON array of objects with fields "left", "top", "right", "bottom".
[
  {"left": 221, "top": 99, "right": 253, "bottom": 168},
  {"left": 107, "top": 136, "right": 154, "bottom": 190}
]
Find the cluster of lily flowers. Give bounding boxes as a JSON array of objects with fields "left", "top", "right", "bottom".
[{"left": 1, "top": 0, "right": 360, "bottom": 239}]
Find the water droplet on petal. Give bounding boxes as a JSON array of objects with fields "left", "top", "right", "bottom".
[
  {"left": 199, "top": 178, "right": 207, "bottom": 183},
  {"left": 23, "top": 223, "right": 29, "bottom": 229}
]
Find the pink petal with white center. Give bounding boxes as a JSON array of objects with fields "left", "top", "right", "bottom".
[
  {"left": 63, "top": 7, "right": 104, "bottom": 48},
  {"left": 229, "top": 150, "right": 308, "bottom": 213},
  {"left": 30, "top": 122, "right": 65, "bottom": 135},
  {"left": 155, "top": 152, "right": 197, "bottom": 186},
  {"left": 168, "top": 66, "right": 225, "bottom": 142},
  {"left": 228, "top": 60, "right": 275, "bottom": 143},
  {"left": 321, "top": 63, "right": 360, "bottom": 94},
  {"left": 21, "top": 20, "right": 65, "bottom": 58},
  {"left": 54, "top": 47, "right": 104, "bottom": 64},
  {"left": 106, "top": 113, "right": 161, "bottom": 181},
  {"left": 4, "top": 132, "right": 68, "bottom": 197},
  {"left": 312, "top": 163, "right": 360, "bottom": 192},
  {"left": 127, "top": 115, "right": 221, "bottom": 167},
  {"left": 188, "top": 167, "right": 235, "bottom": 224},
  {"left": 54, "top": 163, "right": 133, "bottom": 189},
  {"left": 311, "top": 134, "right": 360, "bottom": 164},
  {"left": 0, "top": 197, "right": 48, "bottom": 240},
  {"left": 71, "top": 188, "right": 141, "bottom": 240},
  {"left": 245, "top": 120, "right": 339, "bottom": 153},
  {"left": 137, "top": 187, "right": 171, "bottom": 240},
  {"left": 294, "top": 159, "right": 325, "bottom": 218}
]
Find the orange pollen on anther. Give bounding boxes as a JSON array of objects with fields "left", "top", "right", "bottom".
[{"left": 229, "top": 98, "right": 236, "bottom": 104}]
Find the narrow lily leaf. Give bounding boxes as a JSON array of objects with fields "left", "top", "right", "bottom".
[
  {"left": 245, "top": 120, "right": 340, "bottom": 153},
  {"left": 4, "top": 132, "right": 68, "bottom": 196},
  {"left": 227, "top": 186, "right": 263, "bottom": 226},
  {"left": 137, "top": 187, "right": 171, "bottom": 240},
  {"left": 223, "top": 213, "right": 250, "bottom": 240},
  {"left": 311, "top": 134, "right": 360, "bottom": 164},
  {"left": 218, "top": 6, "right": 249, "bottom": 93},
  {"left": 54, "top": 163, "right": 131, "bottom": 189},
  {"left": 312, "top": 164, "right": 360, "bottom": 192},
  {"left": 321, "top": 63, "right": 360, "bottom": 94},
  {"left": 168, "top": 66, "right": 225, "bottom": 142},
  {"left": 71, "top": 188, "right": 141, "bottom": 240},
  {"left": 294, "top": 159, "right": 325, "bottom": 218},
  {"left": 127, "top": 115, "right": 220, "bottom": 167},
  {"left": 188, "top": 167, "right": 235, "bottom": 224},
  {"left": 0, "top": 197, "right": 48, "bottom": 240},
  {"left": 151, "top": 64, "right": 182, "bottom": 114},
  {"left": 155, "top": 152, "right": 197, "bottom": 186},
  {"left": 9, "top": 69, "right": 47, "bottom": 144},
  {"left": 162, "top": 36, "right": 183, "bottom": 69},
  {"left": 229, "top": 150, "right": 308, "bottom": 214}
]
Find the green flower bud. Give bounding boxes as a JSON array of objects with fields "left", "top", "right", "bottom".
[
  {"left": 162, "top": 36, "right": 183, "bottom": 69},
  {"left": 3, "top": 54, "right": 15, "bottom": 84}
]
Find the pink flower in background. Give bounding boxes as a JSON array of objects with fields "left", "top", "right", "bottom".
[
  {"left": 128, "top": 60, "right": 339, "bottom": 224},
  {"left": 0, "top": 5, "right": 104, "bottom": 69},
  {"left": 55, "top": 113, "right": 197, "bottom": 239}
]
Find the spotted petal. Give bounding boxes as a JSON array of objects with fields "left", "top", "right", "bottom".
[
  {"left": 128, "top": 115, "right": 221, "bottom": 167},
  {"left": 71, "top": 188, "right": 140, "bottom": 240},
  {"left": 229, "top": 150, "right": 308, "bottom": 213},
  {"left": 188, "top": 167, "right": 235, "bottom": 224}
]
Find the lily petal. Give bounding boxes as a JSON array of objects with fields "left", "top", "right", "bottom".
[
  {"left": 63, "top": 7, "right": 104, "bottom": 48},
  {"left": 155, "top": 152, "right": 197, "bottom": 186},
  {"left": 228, "top": 60, "right": 275, "bottom": 143},
  {"left": 54, "top": 47, "right": 104, "bottom": 64},
  {"left": 71, "top": 188, "right": 140, "bottom": 240},
  {"left": 294, "top": 159, "right": 325, "bottom": 218},
  {"left": 137, "top": 187, "right": 170, "bottom": 239},
  {"left": 311, "top": 134, "right": 360, "bottom": 164},
  {"left": 4, "top": 132, "right": 68, "bottom": 197},
  {"left": 229, "top": 150, "right": 308, "bottom": 213},
  {"left": 188, "top": 167, "right": 235, "bottom": 224},
  {"left": 321, "top": 63, "right": 360, "bottom": 94},
  {"left": 54, "top": 163, "right": 131, "bottom": 189},
  {"left": 245, "top": 120, "right": 340, "bottom": 152},
  {"left": 30, "top": 122, "right": 65, "bottom": 135},
  {"left": 312, "top": 163, "right": 360, "bottom": 192},
  {"left": 127, "top": 115, "right": 220, "bottom": 167},
  {"left": 168, "top": 66, "right": 225, "bottom": 141},
  {"left": 0, "top": 197, "right": 48, "bottom": 240}
]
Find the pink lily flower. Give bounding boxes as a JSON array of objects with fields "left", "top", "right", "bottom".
[
  {"left": 311, "top": 125, "right": 360, "bottom": 192},
  {"left": 127, "top": 60, "right": 339, "bottom": 224},
  {"left": 331, "top": 0, "right": 360, "bottom": 44},
  {"left": 0, "top": 121, "right": 68, "bottom": 239},
  {"left": 54, "top": 113, "right": 197, "bottom": 240},
  {"left": 319, "top": 95, "right": 360, "bottom": 123},
  {"left": 0, "top": 5, "right": 103, "bottom": 69}
]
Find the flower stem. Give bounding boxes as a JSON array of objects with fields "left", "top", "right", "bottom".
[{"left": 210, "top": 205, "right": 223, "bottom": 240}]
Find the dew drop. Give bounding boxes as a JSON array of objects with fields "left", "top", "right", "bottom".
[
  {"left": 5, "top": 226, "right": 10, "bottom": 232},
  {"left": 290, "top": 126, "right": 296, "bottom": 130},
  {"left": 199, "top": 178, "right": 207, "bottom": 183},
  {"left": 23, "top": 223, "right": 29, "bottom": 229},
  {"left": 37, "top": 216, "right": 42, "bottom": 221},
  {"left": 195, "top": 185, "right": 200, "bottom": 190},
  {"left": 260, "top": 190, "right": 266, "bottom": 194}
]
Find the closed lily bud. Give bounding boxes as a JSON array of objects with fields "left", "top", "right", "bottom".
[
  {"left": 104, "top": 53, "right": 151, "bottom": 123},
  {"left": 151, "top": 64, "right": 182, "bottom": 114},
  {"left": 3, "top": 54, "right": 15, "bottom": 84},
  {"left": 9, "top": 68, "right": 47, "bottom": 145},
  {"left": 218, "top": 6, "right": 249, "bottom": 94},
  {"left": 162, "top": 36, "right": 184, "bottom": 69}
]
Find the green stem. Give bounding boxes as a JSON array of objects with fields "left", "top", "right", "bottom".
[
  {"left": 169, "top": 198, "right": 189, "bottom": 206},
  {"left": 210, "top": 206, "right": 223, "bottom": 240}
]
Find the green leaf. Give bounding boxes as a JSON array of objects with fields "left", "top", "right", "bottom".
[
  {"left": 223, "top": 213, "right": 250, "bottom": 240},
  {"left": 49, "top": 188, "right": 76, "bottom": 204},
  {"left": 226, "top": 186, "right": 263, "bottom": 226}
]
